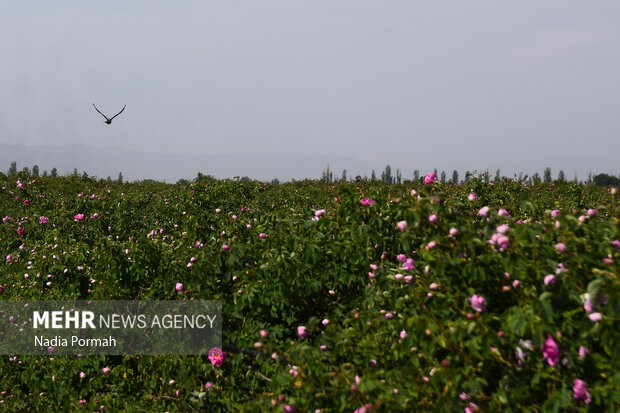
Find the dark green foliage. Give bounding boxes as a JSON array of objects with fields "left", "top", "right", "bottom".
[
  {"left": 593, "top": 173, "right": 620, "bottom": 187},
  {"left": 0, "top": 175, "right": 617, "bottom": 411},
  {"left": 381, "top": 165, "right": 393, "bottom": 184},
  {"left": 8, "top": 161, "right": 17, "bottom": 176}
]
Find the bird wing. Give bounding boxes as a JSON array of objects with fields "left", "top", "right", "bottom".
[
  {"left": 110, "top": 105, "right": 126, "bottom": 120},
  {"left": 93, "top": 103, "right": 110, "bottom": 120}
]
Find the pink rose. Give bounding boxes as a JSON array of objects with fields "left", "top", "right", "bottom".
[
  {"left": 424, "top": 172, "right": 437, "bottom": 185},
  {"left": 402, "top": 258, "right": 414, "bottom": 270},
  {"left": 573, "top": 379, "right": 591, "bottom": 404},
  {"left": 470, "top": 294, "right": 485, "bottom": 313},
  {"left": 208, "top": 347, "right": 226, "bottom": 366},
  {"left": 541, "top": 336, "right": 559, "bottom": 366}
]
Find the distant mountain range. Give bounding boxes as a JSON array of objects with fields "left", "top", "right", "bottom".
[{"left": 0, "top": 143, "right": 617, "bottom": 183}]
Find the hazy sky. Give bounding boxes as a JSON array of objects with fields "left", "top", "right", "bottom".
[{"left": 1, "top": 1, "right": 619, "bottom": 179}]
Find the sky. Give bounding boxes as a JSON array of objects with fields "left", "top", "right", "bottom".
[{"left": 1, "top": 1, "right": 619, "bottom": 181}]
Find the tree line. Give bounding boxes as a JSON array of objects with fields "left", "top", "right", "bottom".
[
  {"left": 321, "top": 164, "right": 620, "bottom": 186},
  {"left": 6, "top": 160, "right": 619, "bottom": 187},
  {"left": 6, "top": 161, "right": 124, "bottom": 183}
]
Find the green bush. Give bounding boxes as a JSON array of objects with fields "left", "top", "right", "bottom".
[{"left": 0, "top": 174, "right": 618, "bottom": 411}]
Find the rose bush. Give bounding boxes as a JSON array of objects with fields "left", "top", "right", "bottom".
[{"left": 0, "top": 172, "right": 617, "bottom": 411}]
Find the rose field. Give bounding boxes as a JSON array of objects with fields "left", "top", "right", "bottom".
[{"left": 0, "top": 172, "right": 618, "bottom": 412}]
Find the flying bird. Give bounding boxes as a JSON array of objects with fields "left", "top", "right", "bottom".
[{"left": 93, "top": 103, "right": 126, "bottom": 124}]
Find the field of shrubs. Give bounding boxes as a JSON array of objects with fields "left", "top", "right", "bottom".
[{"left": 0, "top": 172, "right": 618, "bottom": 412}]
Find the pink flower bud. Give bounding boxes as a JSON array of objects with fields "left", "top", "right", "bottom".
[
  {"left": 578, "top": 346, "right": 588, "bottom": 358},
  {"left": 587, "top": 312, "right": 602, "bottom": 322}
]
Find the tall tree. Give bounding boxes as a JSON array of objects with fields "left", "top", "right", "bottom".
[
  {"left": 452, "top": 170, "right": 458, "bottom": 184},
  {"left": 321, "top": 164, "right": 333, "bottom": 183},
  {"left": 494, "top": 169, "right": 501, "bottom": 183},
  {"left": 558, "top": 170, "right": 565, "bottom": 182},
  {"left": 543, "top": 167, "right": 552, "bottom": 183},
  {"left": 593, "top": 173, "right": 620, "bottom": 186},
  {"left": 396, "top": 169, "right": 402, "bottom": 184},
  {"left": 413, "top": 170, "right": 419, "bottom": 181},
  {"left": 51, "top": 168, "right": 58, "bottom": 177},
  {"left": 8, "top": 161, "right": 17, "bottom": 176},
  {"left": 440, "top": 171, "right": 446, "bottom": 182},
  {"left": 32, "top": 165, "right": 39, "bottom": 176},
  {"left": 341, "top": 170, "right": 347, "bottom": 181},
  {"left": 381, "top": 165, "right": 393, "bottom": 184},
  {"left": 118, "top": 172, "right": 123, "bottom": 183}
]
